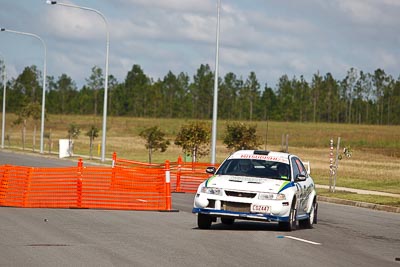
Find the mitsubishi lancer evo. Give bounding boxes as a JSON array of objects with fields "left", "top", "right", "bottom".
[{"left": 192, "top": 150, "right": 318, "bottom": 231}]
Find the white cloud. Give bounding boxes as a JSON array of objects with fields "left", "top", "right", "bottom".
[
  {"left": 116, "top": 0, "right": 214, "bottom": 13},
  {"left": 44, "top": 4, "right": 106, "bottom": 41},
  {"left": 335, "top": 0, "right": 400, "bottom": 25},
  {"left": 179, "top": 14, "right": 216, "bottom": 43},
  {"left": 1, "top": 0, "right": 400, "bottom": 89}
]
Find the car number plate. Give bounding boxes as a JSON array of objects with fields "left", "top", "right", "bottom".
[{"left": 250, "top": 204, "right": 270, "bottom": 213}]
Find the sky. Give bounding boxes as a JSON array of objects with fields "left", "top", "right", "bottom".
[{"left": 1, "top": 0, "right": 400, "bottom": 89}]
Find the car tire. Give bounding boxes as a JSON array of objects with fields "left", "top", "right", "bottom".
[
  {"left": 279, "top": 202, "right": 297, "bottom": 231},
  {"left": 197, "top": 214, "right": 212, "bottom": 229},
  {"left": 299, "top": 200, "right": 317, "bottom": 229},
  {"left": 221, "top": 218, "right": 235, "bottom": 225}
]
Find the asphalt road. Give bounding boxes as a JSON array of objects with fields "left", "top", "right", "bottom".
[
  {"left": 0, "top": 150, "right": 82, "bottom": 167},
  {"left": 1, "top": 151, "right": 399, "bottom": 267}
]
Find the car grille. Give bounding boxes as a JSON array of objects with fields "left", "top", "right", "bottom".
[
  {"left": 225, "top": 190, "right": 256, "bottom": 198},
  {"left": 222, "top": 201, "right": 251, "bottom": 213}
]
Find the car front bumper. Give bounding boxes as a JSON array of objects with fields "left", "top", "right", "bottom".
[{"left": 192, "top": 207, "right": 290, "bottom": 222}]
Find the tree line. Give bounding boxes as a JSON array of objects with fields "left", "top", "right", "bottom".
[{"left": 1, "top": 62, "right": 400, "bottom": 125}]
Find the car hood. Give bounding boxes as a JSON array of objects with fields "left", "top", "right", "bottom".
[{"left": 205, "top": 175, "right": 293, "bottom": 193}]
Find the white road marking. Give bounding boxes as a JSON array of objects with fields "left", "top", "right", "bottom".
[{"left": 285, "top": 235, "right": 321, "bottom": 245}]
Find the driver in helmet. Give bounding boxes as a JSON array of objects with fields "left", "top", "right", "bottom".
[
  {"left": 277, "top": 163, "right": 289, "bottom": 179},
  {"left": 238, "top": 160, "right": 252, "bottom": 173}
]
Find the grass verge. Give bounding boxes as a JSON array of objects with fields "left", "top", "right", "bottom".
[{"left": 318, "top": 189, "right": 400, "bottom": 208}]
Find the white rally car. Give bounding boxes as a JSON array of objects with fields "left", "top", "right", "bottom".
[{"left": 192, "top": 150, "right": 317, "bottom": 231}]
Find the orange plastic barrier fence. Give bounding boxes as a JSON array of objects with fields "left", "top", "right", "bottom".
[
  {"left": 0, "top": 159, "right": 172, "bottom": 211},
  {"left": 113, "top": 153, "right": 219, "bottom": 193}
]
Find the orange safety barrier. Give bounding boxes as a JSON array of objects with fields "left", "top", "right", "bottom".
[
  {"left": 0, "top": 159, "right": 172, "bottom": 211},
  {"left": 170, "top": 156, "right": 220, "bottom": 193},
  {"left": 112, "top": 153, "right": 220, "bottom": 193}
]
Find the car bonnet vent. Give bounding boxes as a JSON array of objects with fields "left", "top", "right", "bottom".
[{"left": 254, "top": 150, "right": 270, "bottom": 155}]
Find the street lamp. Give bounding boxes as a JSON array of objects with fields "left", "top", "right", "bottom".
[
  {"left": 1, "top": 28, "right": 47, "bottom": 154},
  {"left": 0, "top": 54, "right": 6, "bottom": 149},
  {"left": 211, "top": 0, "right": 221, "bottom": 164},
  {"left": 47, "top": 0, "right": 110, "bottom": 162}
]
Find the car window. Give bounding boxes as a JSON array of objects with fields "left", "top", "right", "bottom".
[
  {"left": 296, "top": 158, "right": 307, "bottom": 176},
  {"left": 216, "top": 159, "right": 290, "bottom": 180},
  {"left": 291, "top": 157, "right": 307, "bottom": 179},
  {"left": 291, "top": 158, "right": 300, "bottom": 180}
]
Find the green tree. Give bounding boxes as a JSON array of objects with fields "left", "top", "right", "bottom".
[
  {"left": 67, "top": 124, "right": 80, "bottom": 156},
  {"left": 190, "top": 64, "right": 214, "bottom": 119},
  {"left": 160, "top": 71, "right": 190, "bottom": 118},
  {"left": 13, "top": 108, "right": 28, "bottom": 151},
  {"left": 358, "top": 72, "right": 374, "bottom": 124},
  {"left": 27, "top": 102, "right": 42, "bottom": 152},
  {"left": 310, "top": 73, "right": 323, "bottom": 123},
  {"left": 223, "top": 122, "right": 261, "bottom": 151},
  {"left": 371, "top": 68, "right": 389, "bottom": 124},
  {"left": 86, "top": 125, "right": 99, "bottom": 159},
  {"left": 218, "top": 72, "right": 241, "bottom": 120},
  {"left": 161, "top": 71, "right": 178, "bottom": 118},
  {"left": 107, "top": 74, "right": 119, "bottom": 116},
  {"left": 260, "top": 83, "right": 278, "bottom": 120},
  {"left": 0, "top": 58, "right": 5, "bottom": 87},
  {"left": 353, "top": 71, "right": 367, "bottom": 124},
  {"left": 13, "top": 102, "right": 42, "bottom": 151},
  {"left": 174, "top": 121, "right": 210, "bottom": 162},
  {"left": 148, "top": 80, "right": 163, "bottom": 117},
  {"left": 383, "top": 75, "right": 395, "bottom": 125},
  {"left": 176, "top": 72, "right": 191, "bottom": 118},
  {"left": 9, "top": 66, "right": 41, "bottom": 112},
  {"left": 139, "top": 126, "right": 170, "bottom": 163},
  {"left": 342, "top": 68, "right": 359, "bottom": 123},
  {"left": 86, "top": 66, "right": 104, "bottom": 116},
  {"left": 123, "top": 64, "right": 151, "bottom": 116},
  {"left": 47, "top": 74, "right": 78, "bottom": 114},
  {"left": 292, "top": 75, "right": 311, "bottom": 122},
  {"left": 392, "top": 77, "right": 400, "bottom": 124},
  {"left": 243, "top": 71, "right": 261, "bottom": 121},
  {"left": 321, "top": 73, "right": 340, "bottom": 123},
  {"left": 276, "top": 75, "right": 295, "bottom": 121},
  {"left": 76, "top": 86, "right": 94, "bottom": 114}
]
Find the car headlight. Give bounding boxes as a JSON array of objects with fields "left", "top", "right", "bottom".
[
  {"left": 258, "top": 193, "right": 286, "bottom": 200},
  {"left": 201, "top": 187, "right": 223, "bottom": 196}
]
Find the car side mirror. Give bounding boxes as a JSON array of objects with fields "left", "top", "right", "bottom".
[
  {"left": 206, "top": 167, "right": 216, "bottom": 174},
  {"left": 296, "top": 174, "right": 307, "bottom": 182}
]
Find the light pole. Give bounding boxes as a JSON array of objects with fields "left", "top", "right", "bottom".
[
  {"left": 1, "top": 28, "right": 47, "bottom": 154},
  {"left": 0, "top": 54, "right": 6, "bottom": 149},
  {"left": 211, "top": 0, "right": 221, "bottom": 164},
  {"left": 47, "top": 1, "right": 110, "bottom": 162}
]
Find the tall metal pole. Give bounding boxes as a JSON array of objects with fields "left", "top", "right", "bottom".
[
  {"left": 1, "top": 55, "right": 6, "bottom": 149},
  {"left": 47, "top": 1, "right": 110, "bottom": 162},
  {"left": 211, "top": 0, "right": 221, "bottom": 164},
  {"left": 1, "top": 28, "right": 47, "bottom": 153}
]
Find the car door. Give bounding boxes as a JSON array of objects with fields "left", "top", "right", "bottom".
[{"left": 291, "top": 157, "right": 310, "bottom": 215}]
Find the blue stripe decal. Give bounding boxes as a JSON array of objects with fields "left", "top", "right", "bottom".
[{"left": 278, "top": 182, "right": 295, "bottom": 193}]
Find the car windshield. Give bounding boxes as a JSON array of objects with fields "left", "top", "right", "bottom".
[{"left": 216, "top": 159, "right": 291, "bottom": 180}]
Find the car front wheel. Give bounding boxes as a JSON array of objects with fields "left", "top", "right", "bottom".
[
  {"left": 299, "top": 201, "right": 317, "bottom": 229},
  {"left": 197, "top": 214, "right": 212, "bottom": 229},
  {"left": 279, "top": 202, "right": 297, "bottom": 231}
]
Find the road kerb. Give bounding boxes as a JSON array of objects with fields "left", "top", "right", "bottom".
[{"left": 317, "top": 196, "right": 400, "bottom": 213}]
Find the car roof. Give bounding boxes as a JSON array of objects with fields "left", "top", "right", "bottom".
[{"left": 227, "top": 150, "right": 292, "bottom": 164}]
